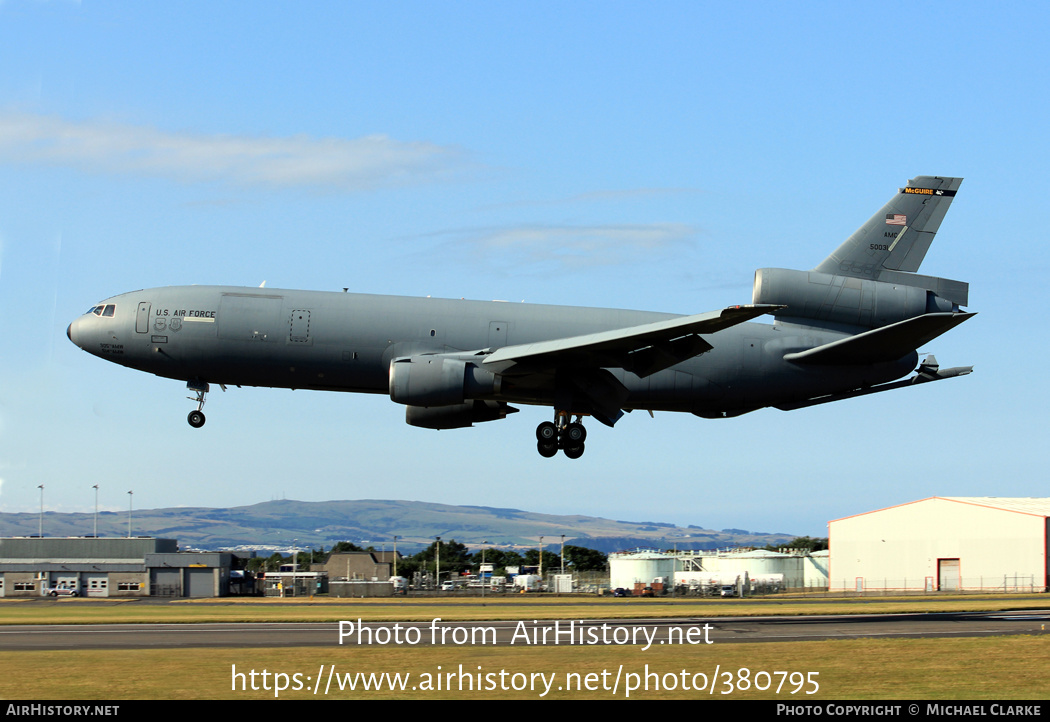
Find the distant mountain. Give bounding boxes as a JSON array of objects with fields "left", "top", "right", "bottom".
[{"left": 0, "top": 499, "right": 796, "bottom": 553}]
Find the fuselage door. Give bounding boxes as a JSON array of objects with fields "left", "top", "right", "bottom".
[
  {"left": 136, "top": 302, "right": 151, "bottom": 333},
  {"left": 290, "top": 310, "right": 312, "bottom": 344}
]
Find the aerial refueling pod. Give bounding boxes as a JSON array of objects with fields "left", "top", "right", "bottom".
[
  {"left": 753, "top": 268, "right": 957, "bottom": 330},
  {"left": 405, "top": 400, "right": 518, "bottom": 430},
  {"left": 388, "top": 355, "right": 501, "bottom": 408}
]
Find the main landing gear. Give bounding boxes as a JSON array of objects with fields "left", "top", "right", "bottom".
[
  {"left": 186, "top": 380, "right": 209, "bottom": 428},
  {"left": 536, "top": 412, "right": 587, "bottom": 459}
]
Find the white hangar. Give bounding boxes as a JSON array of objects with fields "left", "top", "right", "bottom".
[{"left": 829, "top": 497, "right": 1050, "bottom": 593}]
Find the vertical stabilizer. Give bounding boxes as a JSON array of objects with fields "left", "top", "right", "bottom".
[{"left": 815, "top": 176, "right": 963, "bottom": 279}]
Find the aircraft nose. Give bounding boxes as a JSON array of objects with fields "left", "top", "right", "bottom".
[{"left": 67, "top": 317, "right": 84, "bottom": 349}]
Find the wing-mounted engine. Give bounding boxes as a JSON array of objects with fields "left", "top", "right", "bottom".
[
  {"left": 753, "top": 268, "right": 965, "bottom": 330},
  {"left": 388, "top": 355, "right": 502, "bottom": 407},
  {"left": 390, "top": 355, "right": 515, "bottom": 429},
  {"left": 406, "top": 400, "right": 518, "bottom": 430}
]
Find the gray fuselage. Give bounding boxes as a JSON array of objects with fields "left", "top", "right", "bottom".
[{"left": 67, "top": 285, "right": 916, "bottom": 419}]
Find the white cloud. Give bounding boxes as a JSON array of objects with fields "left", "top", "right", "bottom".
[{"left": 0, "top": 113, "right": 464, "bottom": 191}]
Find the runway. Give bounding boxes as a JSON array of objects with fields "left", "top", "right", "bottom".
[{"left": 2, "top": 610, "right": 1048, "bottom": 651}]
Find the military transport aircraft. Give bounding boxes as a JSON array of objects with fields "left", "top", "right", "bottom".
[{"left": 68, "top": 175, "right": 974, "bottom": 458}]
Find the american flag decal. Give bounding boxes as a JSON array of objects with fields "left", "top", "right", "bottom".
[{"left": 885, "top": 214, "right": 906, "bottom": 226}]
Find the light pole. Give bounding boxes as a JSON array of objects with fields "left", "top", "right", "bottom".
[
  {"left": 539, "top": 535, "right": 544, "bottom": 580},
  {"left": 393, "top": 535, "right": 399, "bottom": 577},
  {"left": 480, "top": 540, "right": 489, "bottom": 599},
  {"left": 37, "top": 485, "right": 44, "bottom": 537},
  {"left": 92, "top": 485, "right": 99, "bottom": 537},
  {"left": 126, "top": 490, "right": 133, "bottom": 538},
  {"left": 435, "top": 536, "right": 441, "bottom": 590},
  {"left": 672, "top": 543, "right": 677, "bottom": 598},
  {"left": 561, "top": 534, "right": 566, "bottom": 575}
]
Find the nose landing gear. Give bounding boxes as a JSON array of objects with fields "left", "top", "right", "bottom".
[
  {"left": 535, "top": 412, "right": 587, "bottom": 459},
  {"left": 186, "top": 380, "right": 209, "bottom": 428}
]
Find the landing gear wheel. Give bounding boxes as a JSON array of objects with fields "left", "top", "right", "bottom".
[
  {"left": 536, "top": 412, "right": 590, "bottom": 457},
  {"left": 537, "top": 440, "right": 559, "bottom": 458},
  {"left": 186, "top": 380, "right": 211, "bottom": 428},
  {"left": 563, "top": 442, "right": 585, "bottom": 459},
  {"left": 563, "top": 422, "right": 586, "bottom": 444},
  {"left": 536, "top": 421, "right": 558, "bottom": 442}
]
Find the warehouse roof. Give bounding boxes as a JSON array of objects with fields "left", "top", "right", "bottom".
[
  {"left": 939, "top": 497, "right": 1050, "bottom": 516},
  {"left": 831, "top": 497, "right": 1050, "bottom": 523}
]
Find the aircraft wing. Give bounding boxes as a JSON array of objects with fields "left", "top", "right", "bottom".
[
  {"left": 783, "top": 312, "right": 976, "bottom": 365},
  {"left": 483, "top": 304, "right": 780, "bottom": 378}
]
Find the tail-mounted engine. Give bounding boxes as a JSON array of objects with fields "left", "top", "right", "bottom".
[{"left": 753, "top": 268, "right": 964, "bottom": 330}]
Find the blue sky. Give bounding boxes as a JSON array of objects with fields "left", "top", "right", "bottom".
[{"left": 0, "top": 1, "right": 1046, "bottom": 539}]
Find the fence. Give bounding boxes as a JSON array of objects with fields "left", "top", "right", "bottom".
[{"left": 822, "top": 574, "right": 1042, "bottom": 594}]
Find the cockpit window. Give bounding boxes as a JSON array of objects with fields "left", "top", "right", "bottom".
[
  {"left": 87, "top": 304, "right": 116, "bottom": 317},
  {"left": 91, "top": 306, "right": 103, "bottom": 316},
  {"left": 102, "top": 304, "right": 116, "bottom": 317}
]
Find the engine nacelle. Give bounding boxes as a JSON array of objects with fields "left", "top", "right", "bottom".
[
  {"left": 753, "top": 268, "right": 954, "bottom": 329},
  {"left": 388, "top": 356, "right": 501, "bottom": 407},
  {"left": 406, "top": 400, "right": 516, "bottom": 430}
]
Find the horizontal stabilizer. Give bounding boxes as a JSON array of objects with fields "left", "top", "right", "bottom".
[
  {"left": 484, "top": 304, "right": 781, "bottom": 378},
  {"left": 784, "top": 312, "right": 976, "bottom": 365},
  {"left": 775, "top": 355, "right": 973, "bottom": 411}
]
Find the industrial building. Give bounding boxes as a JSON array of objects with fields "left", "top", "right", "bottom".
[
  {"left": 828, "top": 497, "right": 1050, "bottom": 592},
  {"left": 611, "top": 496, "right": 1049, "bottom": 596},
  {"left": 319, "top": 550, "right": 401, "bottom": 580},
  {"left": 0, "top": 537, "right": 233, "bottom": 598}
]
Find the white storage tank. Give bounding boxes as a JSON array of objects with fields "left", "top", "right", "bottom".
[
  {"left": 718, "top": 549, "right": 788, "bottom": 576},
  {"left": 609, "top": 550, "right": 675, "bottom": 590}
]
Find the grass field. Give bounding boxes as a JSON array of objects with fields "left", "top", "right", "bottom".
[
  {"left": 1, "top": 595, "right": 1047, "bottom": 700},
  {"left": 2, "top": 637, "right": 1047, "bottom": 700}
]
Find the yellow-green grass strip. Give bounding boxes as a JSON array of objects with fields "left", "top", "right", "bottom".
[{"left": 1, "top": 635, "right": 1045, "bottom": 700}]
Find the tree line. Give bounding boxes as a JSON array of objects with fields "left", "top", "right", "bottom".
[
  {"left": 244, "top": 540, "right": 608, "bottom": 575},
  {"left": 243, "top": 536, "right": 827, "bottom": 574}
]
